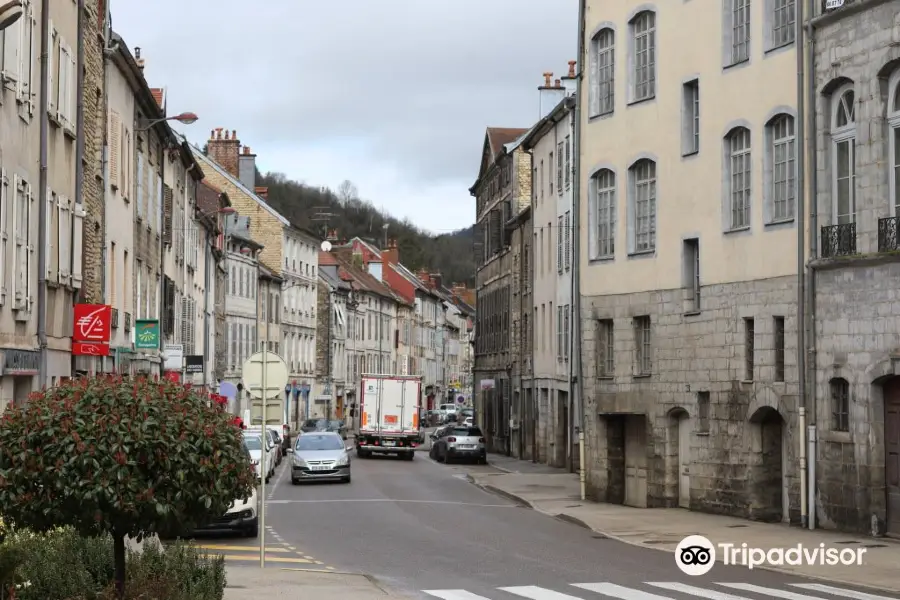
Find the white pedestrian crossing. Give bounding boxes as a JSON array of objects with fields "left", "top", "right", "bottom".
[{"left": 421, "top": 581, "right": 900, "bottom": 600}]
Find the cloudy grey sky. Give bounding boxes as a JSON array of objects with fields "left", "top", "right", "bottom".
[{"left": 111, "top": 0, "right": 577, "bottom": 234}]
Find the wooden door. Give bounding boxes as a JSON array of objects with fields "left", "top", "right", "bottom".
[{"left": 885, "top": 379, "right": 900, "bottom": 535}]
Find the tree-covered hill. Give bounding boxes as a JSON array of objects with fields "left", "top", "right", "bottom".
[{"left": 257, "top": 172, "right": 476, "bottom": 286}]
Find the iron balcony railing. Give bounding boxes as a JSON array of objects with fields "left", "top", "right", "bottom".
[
  {"left": 820, "top": 222, "right": 856, "bottom": 258},
  {"left": 878, "top": 216, "right": 900, "bottom": 252}
]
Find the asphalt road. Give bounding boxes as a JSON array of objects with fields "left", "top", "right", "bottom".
[{"left": 254, "top": 445, "right": 900, "bottom": 600}]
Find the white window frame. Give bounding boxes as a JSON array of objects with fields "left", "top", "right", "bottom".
[
  {"left": 682, "top": 79, "right": 700, "bottom": 155},
  {"left": 767, "top": 114, "right": 796, "bottom": 223},
  {"left": 769, "top": 0, "right": 795, "bottom": 50},
  {"left": 730, "top": 0, "right": 751, "bottom": 65},
  {"left": 564, "top": 211, "right": 571, "bottom": 271},
  {"left": 590, "top": 28, "right": 615, "bottom": 117},
  {"left": 629, "top": 11, "right": 656, "bottom": 102},
  {"left": 589, "top": 169, "right": 616, "bottom": 259},
  {"left": 831, "top": 85, "right": 856, "bottom": 225},
  {"left": 888, "top": 72, "right": 900, "bottom": 217},
  {"left": 726, "top": 127, "right": 752, "bottom": 230},
  {"left": 557, "top": 214, "right": 563, "bottom": 273},
  {"left": 627, "top": 160, "right": 657, "bottom": 253}
]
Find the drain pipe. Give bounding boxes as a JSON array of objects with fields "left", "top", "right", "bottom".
[
  {"left": 806, "top": 0, "right": 819, "bottom": 530},
  {"left": 573, "top": 0, "right": 587, "bottom": 502},
  {"left": 37, "top": 0, "right": 50, "bottom": 387},
  {"left": 795, "top": 0, "right": 808, "bottom": 530},
  {"left": 72, "top": 0, "right": 85, "bottom": 378}
]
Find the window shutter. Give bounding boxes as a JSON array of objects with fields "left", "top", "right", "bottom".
[
  {"left": 557, "top": 143, "right": 564, "bottom": 192},
  {"left": 66, "top": 44, "right": 75, "bottom": 129},
  {"left": 46, "top": 22, "right": 55, "bottom": 115},
  {"left": 162, "top": 184, "right": 173, "bottom": 244},
  {"left": 0, "top": 170, "right": 7, "bottom": 304},
  {"left": 565, "top": 212, "right": 571, "bottom": 270},
  {"left": 22, "top": 7, "right": 35, "bottom": 113},
  {"left": 589, "top": 41, "right": 600, "bottom": 115},
  {"left": 2, "top": 15, "right": 20, "bottom": 84},
  {"left": 25, "top": 184, "right": 33, "bottom": 310},
  {"left": 108, "top": 111, "right": 121, "bottom": 187},
  {"left": 58, "top": 196, "right": 71, "bottom": 283},
  {"left": 71, "top": 202, "right": 84, "bottom": 288},
  {"left": 45, "top": 187, "right": 54, "bottom": 281},
  {"left": 120, "top": 126, "right": 127, "bottom": 194},
  {"left": 557, "top": 215, "right": 563, "bottom": 272}
]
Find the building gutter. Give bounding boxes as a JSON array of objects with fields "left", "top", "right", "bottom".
[
  {"left": 572, "top": 0, "right": 587, "bottom": 500},
  {"left": 805, "top": 0, "right": 819, "bottom": 530},
  {"left": 71, "top": 0, "right": 85, "bottom": 378},
  {"left": 795, "top": 0, "right": 809, "bottom": 530},
  {"left": 37, "top": 0, "right": 50, "bottom": 385}
]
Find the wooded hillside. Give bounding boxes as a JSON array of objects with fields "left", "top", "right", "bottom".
[{"left": 257, "top": 172, "right": 476, "bottom": 286}]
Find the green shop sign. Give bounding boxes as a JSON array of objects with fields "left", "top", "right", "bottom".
[{"left": 134, "top": 319, "right": 160, "bottom": 349}]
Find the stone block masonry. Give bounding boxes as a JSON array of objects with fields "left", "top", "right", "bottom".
[
  {"left": 314, "top": 281, "right": 330, "bottom": 380},
  {"left": 80, "top": 0, "right": 104, "bottom": 303},
  {"left": 579, "top": 275, "right": 802, "bottom": 523}
]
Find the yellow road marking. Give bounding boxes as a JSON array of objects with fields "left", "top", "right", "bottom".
[
  {"left": 220, "top": 555, "right": 313, "bottom": 563},
  {"left": 190, "top": 544, "right": 292, "bottom": 553}
]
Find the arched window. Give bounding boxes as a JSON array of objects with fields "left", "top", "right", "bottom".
[
  {"left": 829, "top": 377, "right": 850, "bottom": 432},
  {"left": 726, "top": 127, "right": 752, "bottom": 229},
  {"left": 590, "top": 28, "right": 615, "bottom": 116},
  {"left": 629, "top": 11, "right": 656, "bottom": 102},
  {"left": 831, "top": 85, "right": 856, "bottom": 225},
  {"left": 589, "top": 169, "right": 616, "bottom": 258},
  {"left": 628, "top": 159, "right": 656, "bottom": 252},
  {"left": 766, "top": 114, "right": 796, "bottom": 222},
  {"left": 888, "top": 71, "right": 900, "bottom": 216}
]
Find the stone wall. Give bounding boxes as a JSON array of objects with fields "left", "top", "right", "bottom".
[
  {"left": 214, "top": 262, "right": 226, "bottom": 381},
  {"left": 314, "top": 280, "right": 330, "bottom": 380},
  {"left": 80, "top": 0, "right": 104, "bottom": 303},
  {"left": 579, "top": 275, "right": 802, "bottom": 521},
  {"left": 514, "top": 148, "right": 531, "bottom": 214}
]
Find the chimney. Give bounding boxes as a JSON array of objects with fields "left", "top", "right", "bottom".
[
  {"left": 539, "top": 71, "right": 566, "bottom": 120},
  {"left": 207, "top": 127, "right": 241, "bottom": 177},
  {"left": 134, "top": 47, "right": 145, "bottom": 72},
  {"left": 381, "top": 238, "right": 399, "bottom": 266},
  {"left": 430, "top": 273, "right": 443, "bottom": 290},
  {"left": 561, "top": 60, "right": 578, "bottom": 96},
  {"left": 239, "top": 145, "right": 256, "bottom": 190},
  {"left": 326, "top": 229, "right": 339, "bottom": 242},
  {"left": 254, "top": 186, "right": 268, "bottom": 200}
]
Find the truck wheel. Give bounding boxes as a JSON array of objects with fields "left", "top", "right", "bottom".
[{"left": 405, "top": 452, "right": 414, "bottom": 461}]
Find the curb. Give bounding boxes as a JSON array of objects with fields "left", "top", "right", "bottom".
[{"left": 467, "top": 476, "right": 900, "bottom": 595}]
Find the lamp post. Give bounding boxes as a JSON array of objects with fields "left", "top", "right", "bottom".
[
  {"left": 136, "top": 112, "right": 199, "bottom": 132},
  {"left": 0, "top": 1, "right": 23, "bottom": 31}
]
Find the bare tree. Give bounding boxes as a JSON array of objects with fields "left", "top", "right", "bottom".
[{"left": 337, "top": 180, "right": 358, "bottom": 206}]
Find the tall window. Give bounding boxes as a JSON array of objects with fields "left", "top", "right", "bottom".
[
  {"left": 592, "top": 28, "right": 615, "bottom": 116},
  {"left": 772, "top": 0, "right": 795, "bottom": 48},
  {"left": 596, "top": 319, "right": 614, "bottom": 377},
  {"left": 832, "top": 86, "right": 856, "bottom": 225},
  {"left": 727, "top": 127, "right": 752, "bottom": 229},
  {"left": 682, "top": 79, "right": 700, "bottom": 155},
  {"left": 592, "top": 169, "right": 616, "bottom": 258},
  {"left": 631, "top": 11, "right": 656, "bottom": 101},
  {"left": 830, "top": 377, "right": 849, "bottom": 432},
  {"left": 774, "top": 316, "right": 785, "bottom": 382},
  {"left": 633, "top": 316, "right": 651, "bottom": 375},
  {"left": 557, "top": 215, "right": 563, "bottom": 273},
  {"left": 769, "top": 115, "right": 796, "bottom": 221},
  {"left": 630, "top": 160, "right": 657, "bottom": 252},
  {"left": 888, "top": 73, "right": 900, "bottom": 215},
  {"left": 731, "top": 0, "right": 750, "bottom": 64},
  {"left": 744, "top": 317, "right": 755, "bottom": 381},
  {"left": 683, "top": 238, "right": 700, "bottom": 312}
]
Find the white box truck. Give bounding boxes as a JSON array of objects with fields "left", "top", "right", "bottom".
[{"left": 356, "top": 374, "right": 422, "bottom": 460}]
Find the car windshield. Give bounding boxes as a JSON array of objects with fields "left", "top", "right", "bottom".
[
  {"left": 295, "top": 434, "right": 344, "bottom": 451},
  {"left": 327, "top": 421, "right": 342, "bottom": 428},
  {"left": 451, "top": 427, "right": 482, "bottom": 437},
  {"left": 243, "top": 435, "right": 262, "bottom": 450}
]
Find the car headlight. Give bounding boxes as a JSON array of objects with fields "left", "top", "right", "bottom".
[
  {"left": 292, "top": 455, "right": 306, "bottom": 466},
  {"left": 334, "top": 454, "right": 349, "bottom": 467}
]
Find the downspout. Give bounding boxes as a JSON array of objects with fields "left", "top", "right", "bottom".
[
  {"left": 573, "top": 0, "right": 587, "bottom": 501},
  {"left": 795, "top": 0, "right": 808, "bottom": 530},
  {"left": 806, "top": 0, "right": 819, "bottom": 530},
  {"left": 203, "top": 226, "right": 211, "bottom": 390},
  {"left": 73, "top": 0, "right": 85, "bottom": 375},
  {"left": 529, "top": 150, "right": 537, "bottom": 463},
  {"left": 37, "top": 0, "right": 50, "bottom": 387}
]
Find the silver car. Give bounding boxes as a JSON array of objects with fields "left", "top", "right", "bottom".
[{"left": 290, "top": 432, "right": 352, "bottom": 484}]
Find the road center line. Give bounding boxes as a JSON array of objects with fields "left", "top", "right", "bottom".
[{"left": 266, "top": 498, "right": 515, "bottom": 507}]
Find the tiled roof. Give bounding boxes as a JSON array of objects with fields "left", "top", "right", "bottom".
[
  {"left": 486, "top": 127, "right": 528, "bottom": 156},
  {"left": 330, "top": 250, "right": 412, "bottom": 306}
]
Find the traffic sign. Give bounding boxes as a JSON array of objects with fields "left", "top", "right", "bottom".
[{"left": 241, "top": 351, "right": 289, "bottom": 398}]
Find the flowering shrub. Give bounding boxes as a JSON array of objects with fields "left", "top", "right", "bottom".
[{"left": 0, "top": 376, "right": 255, "bottom": 596}]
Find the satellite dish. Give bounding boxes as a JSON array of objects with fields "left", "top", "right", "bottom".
[
  {"left": 321, "top": 240, "right": 332, "bottom": 252},
  {"left": 0, "top": 0, "right": 24, "bottom": 31}
]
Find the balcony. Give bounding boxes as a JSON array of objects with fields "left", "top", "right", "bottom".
[
  {"left": 820, "top": 223, "right": 856, "bottom": 258},
  {"left": 878, "top": 216, "right": 900, "bottom": 252}
]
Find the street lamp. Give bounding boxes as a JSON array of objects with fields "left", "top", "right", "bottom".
[
  {"left": 137, "top": 112, "right": 199, "bottom": 132},
  {"left": 0, "top": 0, "right": 23, "bottom": 31}
]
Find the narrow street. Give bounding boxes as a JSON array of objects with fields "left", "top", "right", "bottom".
[{"left": 200, "top": 443, "right": 900, "bottom": 600}]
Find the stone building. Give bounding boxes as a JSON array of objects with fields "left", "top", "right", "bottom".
[
  {"left": 521, "top": 71, "right": 577, "bottom": 467},
  {"left": 315, "top": 269, "right": 351, "bottom": 420},
  {"left": 577, "top": 0, "right": 801, "bottom": 521},
  {"left": 81, "top": 0, "right": 105, "bottom": 306},
  {"left": 807, "top": 0, "right": 900, "bottom": 536},
  {"left": 471, "top": 127, "right": 531, "bottom": 455}
]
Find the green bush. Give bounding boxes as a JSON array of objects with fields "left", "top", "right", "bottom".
[{"left": 0, "top": 528, "right": 225, "bottom": 600}]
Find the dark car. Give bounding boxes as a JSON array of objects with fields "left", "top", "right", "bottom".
[
  {"left": 300, "top": 418, "right": 326, "bottom": 433},
  {"left": 324, "top": 420, "right": 347, "bottom": 439}
]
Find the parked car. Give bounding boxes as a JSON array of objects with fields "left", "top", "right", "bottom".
[
  {"left": 242, "top": 431, "right": 274, "bottom": 481},
  {"left": 246, "top": 427, "right": 282, "bottom": 467},
  {"left": 193, "top": 440, "right": 259, "bottom": 537},
  {"left": 429, "top": 425, "right": 487, "bottom": 464},
  {"left": 290, "top": 432, "right": 352, "bottom": 484}
]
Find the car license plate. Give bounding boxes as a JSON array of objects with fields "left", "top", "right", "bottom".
[
  {"left": 459, "top": 444, "right": 475, "bottom": 449},
  {"left": 383, "top": 441, "right": 395, "bottom": 446},
  {"left": 311, "top": 465, "right": 329, "bottom": 471}
]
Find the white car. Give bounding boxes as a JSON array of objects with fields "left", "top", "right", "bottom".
[
  {"left": 193, "top": 441, "right": 259, "bottom": 537},
  {"left": 242, "top": 432, "right": 273, "bottom": 482}
]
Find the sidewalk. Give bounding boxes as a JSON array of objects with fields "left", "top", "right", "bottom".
[
  {"left": 475, "top": 454, "right": 900, "bottom": 593},
  {"left": 225, "top": 566, "right": 411, "bottom": 598}
]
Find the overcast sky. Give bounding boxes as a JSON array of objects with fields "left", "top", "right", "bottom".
[{"left": 111, "top": 0, "right": 577, "bottom": 234}]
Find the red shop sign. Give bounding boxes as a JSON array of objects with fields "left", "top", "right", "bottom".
[
  {"left": 73, "top": 304, "right": 111, "bottom": 342},
  {"left": 72, "top": 342, "right": 110, "bottom": 356}
]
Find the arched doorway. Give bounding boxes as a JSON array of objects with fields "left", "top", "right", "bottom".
[
  {"left": 749, "top": 406, "right": 786, "bottom": 522},
  {"left": 885, "top": 378, "right": 900, "bottom": 535},
  {"left": 667, "top": 408, "right": 691, "bottom": 508}
]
